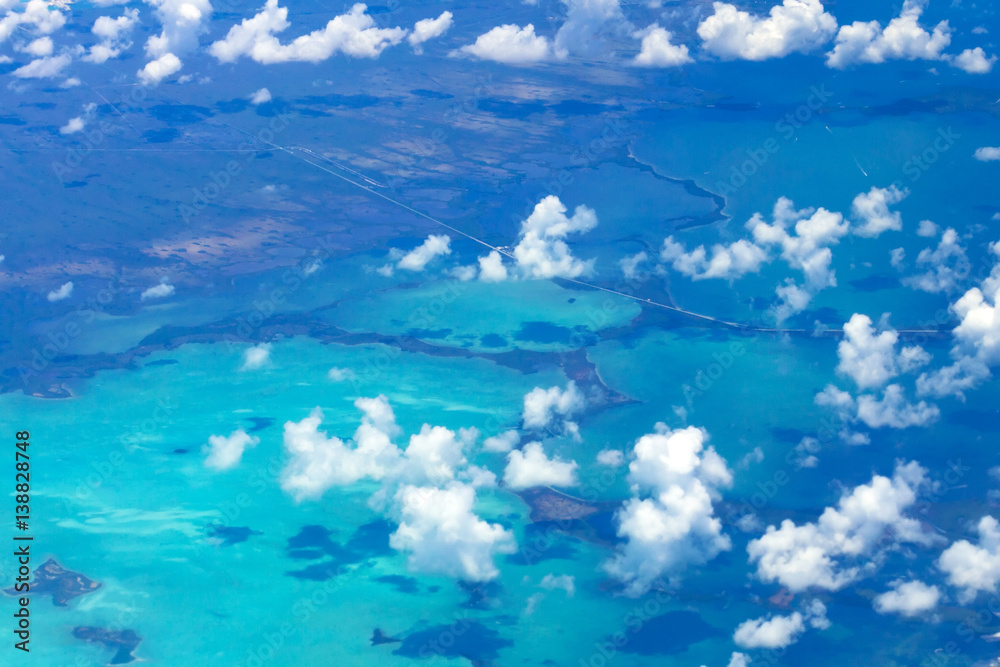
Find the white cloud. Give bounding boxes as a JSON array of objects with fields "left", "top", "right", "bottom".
[
  {"left": 1, "top": 0, "right": 66, "bottom": 46},
  {"left": 60, "top": 102, "right": 97, "bottom": 135},
  {"left": 483, "top": 429, "right": 519, "bottom": 453},
  {"left": 140, "top": 279, "right": 175, "bottom": 300},
  {"left": 408, "top": 11, "right": 451, "bottom": 53},
  {"left": 554, "top": 0, "right": 627, "bottom": 58},
  {"left": 458, "top": 24, "right": 552, "bottom": 64},
  {"left": 918, "top": 250, "right": 1000, "bottom": 397},
  {"left": 851, "top": 185, "right": 908, "bottom": 238},
  {"left": 280, "top": 398, "right": 402, "bottom": 501},
  {"left": 738, "top": 600, "right": 829, "bottom": 649},
  {"left": 327, "top": 366, "right": 355, "bottom": 382},
  {"left": 660, "top": 237, "right": 768, "bottom": 281},
  {"left": 403, "top": 424, "right": 473, "bottom": 486},
  {"left": 727, "top": 653, "right": 751, "bottom": 667},
  {"left": 390, "top": 482, "right": 516, "bottom": 582},
  {"left": 856, "top": 384, "right": 940, "bottom": 428},
  {"left": 539, "top": 572, "right": 575, "bottom": 596},
  {"left": 522, "top": 381, "right": 585, "bottom": 433},
  {"left": 904, "top": 228, "right": 970, "bottom": 293},
  {"left": 750, "top": 197, "right": 849, "bottom": 287},
  {"left": 137, "top": 52, "right": 182, "bottom": 85},
  {"left": 210, "top": 0, "right": 406, "bottom": 64},
  {"left": 938, "top": 516, "right": 1000, "bottom": 603},
  {"left": 817, "top": 380, "right": 939, "bottom": 430},
  {"left": 697, "top": 0, "right": 837, "bottom": 61},
  {"left": 739, "top": 446, "right": 764, "bottom": 468},
  {"left": 596, "top": 448, "right": 624, "bottom": 466},
  {"left": 749, "top": 197, "right": 850, "bottom": 319},
  {"left": 279, "top": 396, "right": 488, "bottom": 518},
  {"left": 503, "top": 442, "right": 578, "bottom": 489},
  {"left": 733, "top": 611, "right": 805, "bottom": 649},
  {"left": 513, "top": 196, "right": 598, "bottom": 279},
  {"left": 917, "top": 355, "right": 991, "bottom": 399},
  {"left": 826, "top": 0, "right": 951, "bottom": 68},
  {"left": 837, "top": 314, "right": 929, "bottom": 389},
  {"left": 249, "top": 86, "right": 271, "bottom": 104},
  {"left": 873, "top": 579, "right": 940, "bottom": 616},
  {"left": 13, "top": 53, "right": 72, "bottom": 78},
  {"left": 974, "top": 147, "right": 1000, "bottom": 162},
  {"left": 138, "top": 0, "right": 212, "bottom": 83},
  {"left": 144, "top": 0, "right": 212, "bottom": 58},
  {"left": 660, "top": 196, "right": 854, "bottom": 322},
  {"left": 748, "top": 461, "right": 937, "bottom": 591},
  {"left": 917, "top": 219, "right": 938, "bottom": 237},
  {"left": 619, "top": 251, "right": 647, "bottom": 279},
  {"left": 952, "top": 47, "right": 996, "bottom": 74},
  {"left": 477, "top": 250, "right": 509, "bottom": 282},
  {"left": 890, "top": 247, "right": 906, "bottom": 270},
  {"left": 84, "top": 8, "right": 139, "bottom": 63},
  {"left": 447, "top": 265, "right": 477, "bottom": 281},
  {"left": 22, "top": 35, "right": 52, "bottom": 56},
  {"left": 476, "top": 197, "right": 598, "bottom": 282},
  {"left": 604, "top": 424, "right": 732, "bottom": 596},
  {"left": 951, "top": 253, "right": 1000, "bottom": 365},
  {"left": 397, "top": 234, "right": 451, "bottom": 271},
  {"left": 47, "top": 281, "right": 73, "bottom": 301},
  {"left": 241, "top": 343, "right": 271, "bottom": 370},
  {"left": 203, "top": 428, "right": 259, "bottom": 470},
  {"left": 633, "top": 24, "right": 692, "bottom": 67}
]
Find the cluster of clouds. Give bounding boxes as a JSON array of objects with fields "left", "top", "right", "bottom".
[
  {"left": 268, "top": 380, "right": 590, "bottom": 582},
  {"left": 458, "top": 0, "right": 628, "bottom": 64},
  {"left": 278, "top": 396, "right": 512, "bottom": 581},
  {"left": 604, "top": 424, "right": 733, "bottom": 596},
  {"left": 0, "top": 0, "right": 453, "bottom": 85},
  {"left": 815, "top": 314, "right": 938, "bottom": 432},
  {"left": 873, "top": 578, "right": 941, "bottom": 616},
  {"left": 377, "top": 234, "right": 452, "bottom": 277},
  {"left": 893, "top": 225, "right": 971, "bottom": 294},
  {"left": 747, "top": 460, "right": 939, "bottom": 592},
  {"left": 1, "top": 0, "right": 72, "bottom": 79},
  {"left": 457, "top": 0, "right": 993, "bottom": 73},
  {"left": 733, "top": 599, "right": 829, "bottom": 650},
  {"left": 504, "top": 382, "right": 584, "bottom": 489},
  {"left": 2, "top": 0, "right": 993, "bottom": 86},
  {"left": 60, "top": 102, "right": 98, "bottom": 134},
  {"left": 937, "top": 516, "right": 1000, "bottom": 603},
  {"left": 916, "top": 242, "right": 1000, "bottom": 399},
  {"left": 660, "top": 187, "right": 908, "bottom": 322},
  {"left": 377, "top": 196, "right": 600, "bottom": 284},
  {"left": 204, "top": 1, "right": 451, "bottom": 80},
  {"left": 85, "top": 8, "right": 139, "bottom": 64}
]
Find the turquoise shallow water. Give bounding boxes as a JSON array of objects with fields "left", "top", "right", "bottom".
[{"left": 4, "top": 325, "right": 997, "bottom": 666}]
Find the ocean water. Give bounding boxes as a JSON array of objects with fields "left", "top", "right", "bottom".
[{"left": 4, "top": 0, "right": 1000, "bottom": 665}]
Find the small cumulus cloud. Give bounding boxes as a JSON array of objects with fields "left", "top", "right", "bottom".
[
  {"left": 203, "top": 428, "right": 259, "bottom": 470},
  {"left": 46, "top": 281, "right": 73, "bottom": 301}
]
